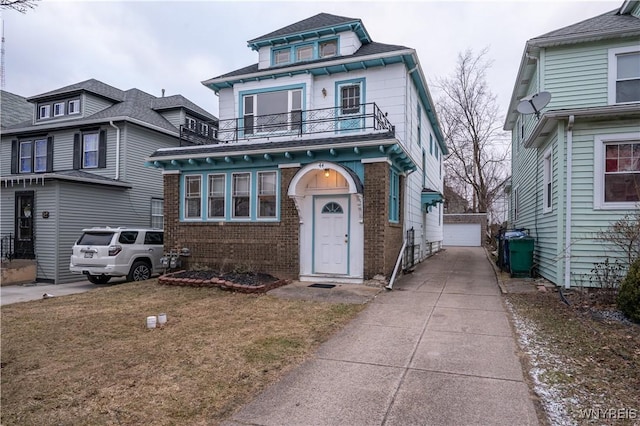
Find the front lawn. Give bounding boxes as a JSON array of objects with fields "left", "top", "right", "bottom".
[{"left": 1, "top": 280, "right": 365, "bottom": 425}]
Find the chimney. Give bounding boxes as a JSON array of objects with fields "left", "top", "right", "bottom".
[{"left": 161, "top": 89, "right": 165, "bottom": 97}]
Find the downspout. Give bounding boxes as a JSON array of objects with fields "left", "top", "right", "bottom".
[
  {"left": 563, "top": 115, "right": 575, "bottom": 289},
  {"left": 109, "top": 121, "right": 121, "bottom": 180}
]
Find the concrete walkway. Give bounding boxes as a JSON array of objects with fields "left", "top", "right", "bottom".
[{"left": 224, "top": 247, "right": 539, "bottom": 426}]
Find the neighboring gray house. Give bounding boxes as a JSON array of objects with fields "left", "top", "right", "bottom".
[
  {"left": 1, "top": 90, "right": 33, "bottom": 129},
  {"left": 0, "top": 79, "right": 217, "bottom": 283}
]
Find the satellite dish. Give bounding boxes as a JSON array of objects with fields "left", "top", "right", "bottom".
[{"left": 517, "top": 91, "right": 551, "bottom": 118}]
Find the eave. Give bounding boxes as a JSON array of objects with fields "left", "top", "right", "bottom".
[
  {"left": 247, "top": 21, "right": 371, "bottom": 51},
  {"left": 524, "top": 104, "right": 640, "bottom": 149}
]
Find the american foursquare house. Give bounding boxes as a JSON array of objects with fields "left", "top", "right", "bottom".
[
  {"left": 505, "top": 0, "right": 640, "bottom": 288},
  {"left": 0, "top": 80, "right": 217, "bottom": 283},
  {"left": 148, "top": 13, "right": 448, "bottom": 284}
]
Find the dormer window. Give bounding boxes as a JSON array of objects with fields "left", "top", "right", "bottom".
[
  {"left": 200, "top": 123, "right": 209, "bottom": 136},
  {"left": 274, "top": 48, "right": 290, "bottom": 65},
  {"left": 39, "top": 105, "right": 51, "bottom": 119},
  {"left": 53, "top": 102, "right": 65, "bottom": 117},
  {"left": 320, "top": 40, "right": 337, "bottom": 58},
  {"left": 296, "top": 45, "right": 313, "bottom": 62},
  {"left": 186, "top": 117, "right": 196, "bottom": 130},
  {"left": 68, "top": 99, "right": 80, "bottom": 114}
]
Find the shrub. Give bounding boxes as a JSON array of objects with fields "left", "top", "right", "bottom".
[{"left": 617, "top": 257, "right": 640, "bottom": 323}]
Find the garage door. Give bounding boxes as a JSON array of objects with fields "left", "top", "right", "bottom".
[{"left": 443, "top": 223, "right": 481, "bottom": 247}]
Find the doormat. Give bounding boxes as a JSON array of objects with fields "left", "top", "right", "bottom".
[{"left": 308, "top": 283, "right": 336, "bottom": 289}]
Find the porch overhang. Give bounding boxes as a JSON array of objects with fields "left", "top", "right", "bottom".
[
  {"left": 146, "top": 135, "right": 417, "bottom": 175},
  {"left": 421, "top": 188, "right": 444, "bottom": 212}
]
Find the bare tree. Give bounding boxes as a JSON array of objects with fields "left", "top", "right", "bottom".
[
  {"left": 436, "top": 48, "right": 510, "bottom": 214},
  {"left": 1, "top": 0, "right": 38, "bottom": 13}
]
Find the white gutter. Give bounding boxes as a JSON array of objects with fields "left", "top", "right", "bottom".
[
  {"left": 109, "top": 121, "right": 121, "bottom": 180},
  {"left": 563, "top": 115, "right": 575, "bottom": 289}
]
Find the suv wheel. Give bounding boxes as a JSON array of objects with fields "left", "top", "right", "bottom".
[
  {"left": 87, "top": 274, "right": 111, "bottom": 284},
  {"left": 128, "top": 261, "right": 151, "bottom": 281}
]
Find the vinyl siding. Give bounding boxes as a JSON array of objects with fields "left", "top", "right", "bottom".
[
  {"left": 82, "top": 94, "right": 115, "bottom": 116},
  {"left": 158, "top": 109, "right": 185, "bottom": 129}
]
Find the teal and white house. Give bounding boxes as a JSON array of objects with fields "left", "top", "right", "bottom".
[
  {"left": 504, "top": 0, "right": 640, "bottom": 288},
  {"left": 149, "top": 13, "right": 448, "bottom": 283}
]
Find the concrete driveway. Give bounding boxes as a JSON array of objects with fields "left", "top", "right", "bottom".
[{"left": 0, "top": 278, "right": 126, "bottom": 305}]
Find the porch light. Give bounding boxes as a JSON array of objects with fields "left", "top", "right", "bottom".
[{"left": 324, "top": 169, "right": 330, "bottom": 178}]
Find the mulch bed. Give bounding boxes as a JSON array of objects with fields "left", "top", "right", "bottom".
[{"left": 158, "top": 270, "right": 289, "bottom": 294}]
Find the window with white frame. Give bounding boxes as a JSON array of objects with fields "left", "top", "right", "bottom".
[
  {"left": 232, "top": 173, "right": 251, "bottom": 218},
  {"left": 39, "top": 105, "right": 51, "bottom": 119},
  {"left": 184, "top": 175, "right": 202, "bottom": 218},
  {"left": 543, "top": 148, "right": 553, "bottom": 213},
  {"left": 68, "top": 99, "right": 80, "bottom": 114},
  {"left": 296, "top": 45, "right": 313, "bottom": 62},
  {"left": 595, "top": 134, "right": 640, "bottom": 208},
  {"left": 208, "top": 174, "right": 225, "bottom": 219},
  {"left": 319, "top": 40, "right": 337, "bottom": 58},
  {"left": 19, "top": 141, "right": 32, "bottom": 173},
  {"left": 243, "top": 89, "right": 302, "bottom": 134},
  {"left": 54, "top": 102, "right": 65, "bottom": 117},
  {"left": 186, "top": 117, "right": 196, "bottom": 130},
  {"left": 257, "top": 171, "right": 277, "bottom": 218},
  {"left": 200, "top": 122, "right": 209, "bottom": 136},
  {"left": 34, "top": 139, "right": 48, "bottom": 172},
  {"left": 609, "top": 46, "right": 640, "bottom": 104},
  {"left": 151, "top": 198, "right": 164, "bottom": 229},
  {"left": 82, "top": 132, "right": 99, "bottom": 168}
]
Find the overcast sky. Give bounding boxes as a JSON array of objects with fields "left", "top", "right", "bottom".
[{"left": 3, "top": 0, "right": 618, "bottom": 120}]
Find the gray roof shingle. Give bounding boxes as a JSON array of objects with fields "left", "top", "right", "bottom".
[
  {"left": 248, "top": 13, "right": 360, "bottom": 44},
  {"left": 1, "top": 90, "right": 33, "bottom": 129},
  {"left": 27, "top": 78, "right": 125, "bottom": 102},
  {"left": 530, "top": 8, "right": 640, "bottom": 44}
]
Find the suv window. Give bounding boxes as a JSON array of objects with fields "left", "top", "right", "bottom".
[
  {"left": 144, "top": 231, "right": 163, "bottom": 245},
  {"left": 118, "top": 231, "right": 139, "bottom": 244},
  {"left": 77, "top": 232, "right": 115, "bottom": 246}
]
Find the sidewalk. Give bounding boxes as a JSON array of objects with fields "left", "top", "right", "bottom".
[{"left": 224, "top": 247, "right": 540, "bottom": 426}]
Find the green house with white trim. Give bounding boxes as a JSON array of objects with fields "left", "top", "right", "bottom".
[
  {"left": 504, "top": 0, "right": 640, "bottom": 288},
  {"left": 148, "top": 13, "right": 448, "bottom": 284}
]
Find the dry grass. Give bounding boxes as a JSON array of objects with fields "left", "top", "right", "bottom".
[
  {"left": 1, "top": 280, "right": 365, "bottom": 425},
  {"left": 507, "top": 291, "right": 640, "bottom": 425}
]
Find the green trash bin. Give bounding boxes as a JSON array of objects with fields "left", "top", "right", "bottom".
[{"left": 508, "top": 237, "right": 534, "bottom": 278}]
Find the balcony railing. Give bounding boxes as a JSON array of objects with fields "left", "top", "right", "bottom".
[{"left": 179, "top": 103, "right": 394, "bottom": 146}]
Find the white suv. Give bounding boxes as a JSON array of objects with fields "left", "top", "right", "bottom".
[{"left": 70, "top": 227, "right": 164, "bottom": 284}]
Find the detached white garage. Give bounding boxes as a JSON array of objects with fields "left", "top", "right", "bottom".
[
  {"left": 443, "top": 214, "right": 487, "bottom": 247},
  {"left": 443, "top": 223, "right": 481, "bottom": 246}
]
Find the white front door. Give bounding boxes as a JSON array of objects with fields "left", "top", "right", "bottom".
[{"left": 314, "top": 197, "right": 349, "bottom": 275}]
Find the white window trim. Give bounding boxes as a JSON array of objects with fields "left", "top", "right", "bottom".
[
  {"left": 594, "top": 132, "right": 640, "bottom": 210},
  {"left": 39, "top": 105, "right": 51, "bottom": 119},
  {"left": 608, "top": 46, "right": 640, "bottom": 105},
  {"left": 68, "top": 99, "right": 80, "bottom": 115},
  {"left": 543, "top": 147, "right": 553, "bottom": 213},
  {"left": 34, "top": 138, "right": 48, "bottom": 173},
  {"left": 53, "top": 102, "right": 65, "bottom": 117},
  {"left": 151, "top": 198, "right": 164, "bottom": 229},
  {"left": 184, "top": 175, "right": 203, "bottom": 220},
  {"left": 231, "top": 172, "right": 252, "bottom": 220},
  {"left": 243, "top": 89, "right": 303, "bottom": 135},
  {"left": 186, "top": 117, "right": 196, "bottom": 130},
  {"left": 19, "top": 140, "right": 32, "bottom": 173},
  {"left": 257, "top": 170, "right": 278, "bottom": 219},
  {"left": 82, "top": 133, "right": 99, "bottom": 169},
  {"left": 207, "top": 173, "right": 226, "bottom": 220}
]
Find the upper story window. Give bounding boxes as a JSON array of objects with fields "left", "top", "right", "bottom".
[
  {"left": 340, "top": 85, "right": 360, "bottom": 114},
  {"left": 594, "top": 133, "right": 640, "bottom": 209},
  {"left": 609, "top": 46, "right": 640, "bottom": 104},
  {"left": 53, "top": 102, "right": 65, "bottom": 117},
  {"left": 68, "top": 99, "right": 80, "bottom": 114},
  {"left": 274, "top": 48, "right": 291, "bottom": 65},
  {"left": 242, "top": 88, "right": 303, "bottom": 135},
  {"left": 416, "top": 103, "right": 422, "bottom": 146},
  {"left": 12, "top": 137, "right": 52, "bottom": 174},
  {"left": 319, "top": 40, "right": 337, "bottom": 58},
  {"left": 39, "top": 105, "right": 51, "bottom": 119},
  {"left": 296, "top": 45, "right": 313, "bottom": 62},
  {"left": 73, "top": 130, "right": 106, "bottom": 170},
  {"left": 200, "top": 123, "right": 209, "bottom": 136},
  {"left": 270, "top": 38, "right": 338, "bottom": 66},
  {"left": 186, "top": 117, "right": 196, "bottom": 130}
]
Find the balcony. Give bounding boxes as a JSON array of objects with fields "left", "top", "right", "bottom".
[{"left": 179, "top": 103, "right": 394, "bottom": 146}]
